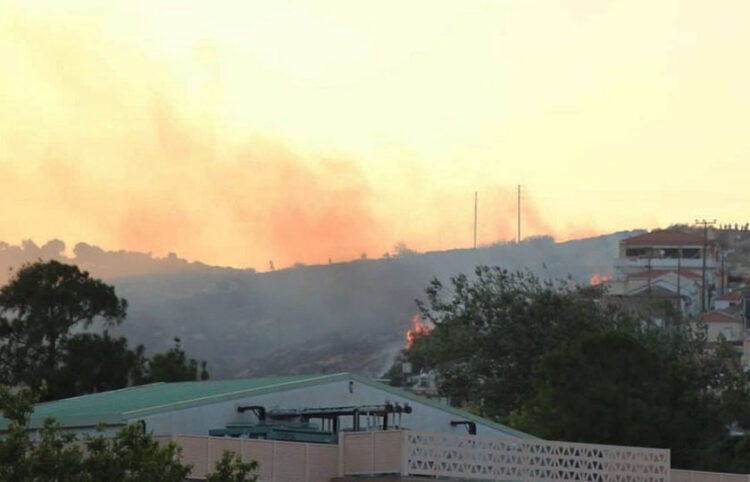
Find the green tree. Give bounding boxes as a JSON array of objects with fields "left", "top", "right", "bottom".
[
  {"left": 0, "top": 261, "right": 127, "bottom": 400},
  {"left": 0, "top": 261, "right": 208, "bottom": 401},
  {"left": 0, "top": 385, "right": 191, "bottom": 482},
  {"left": 404, "top": 265, "right": 750, "bottom": 472},
  {"left": 408, "top": 266, "right": 629, "bottom": 420},
  {"left": 141, "top": 337, "right": 209, "bottom": 383},
  {"left": 51, "top": 332, "right": 146, "bottom": 399},
  {"left": 206, "top": 451, "right": 259, "bottom": 482},
  {"left": 0, "top": 386, "right": 258, "bottom": 481},
  {"left": 509, "top": 328, "right": 737, "bottom": 468}
]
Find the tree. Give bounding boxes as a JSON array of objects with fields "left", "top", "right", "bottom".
[
  {"left": 403, "top": 265, "right": 750, "bottom": 472},
  {"left": 508, "top": 328, "right": 737, "bottom": 468},
  {"left": 206, "top": 451, "right": 259, "bottom": 482},
  {"left": 0, "top": 261, "right": 127, "bottom": 400},
  {"left": 141, "top": 337, "right": 209, "bottom": 383},
  {"left": 0, "top": 384, "right": 190, "bottom": 481},
  {"left": 0, "top": 261, "right": 209, "bottom": 402},
  {"left": 53, "top": 332, "right": 147, "bottom": 399},
  {"left": 408, "top": 266, "right": 629, "bottom": 420},
  {"left": 0, "top": 385, "right": 256, "bottom": 481}
]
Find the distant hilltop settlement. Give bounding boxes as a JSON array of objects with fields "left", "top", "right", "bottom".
[{"left": 598, "top": 225, "right": 750, "bottom": 364}]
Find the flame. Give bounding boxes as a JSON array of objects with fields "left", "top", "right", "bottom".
[
  {"left": 405, "top": 314, "right": 434, "bottom": 351},
  {"left": 589, "top": 272, "right": 613, "bottom": 285}
]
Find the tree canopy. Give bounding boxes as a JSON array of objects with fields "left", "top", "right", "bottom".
[
  {"left": 0, "top": 386, "right": 258, "bottom": 481},
  {"left": 0, "top": 261, "right": 127, "bottom": 399},
  {"left": 0, "top": 260, "right": 208, "bottom": 401},
  {"left": 396, "top": 265, "right": 750, "bottom": 472},
  {"left": 144, "top": 337, "right": 209, "bottom": 383},
  {"left": 404, "top": 267, "right": 630, "bottom": 419}
]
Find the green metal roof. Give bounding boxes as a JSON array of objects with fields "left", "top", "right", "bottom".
[
  {"left": 1, "top": 372, "right": 533, "bottom": 439},
  {"left": 347, "top": 373, "right": 535, "bottom": 439},
  {"left": 1, "top": 374, "right": 339, "bottom": 430}
]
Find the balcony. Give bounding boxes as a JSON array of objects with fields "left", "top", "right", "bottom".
[{"left": 614, "top": 257, "right": 716, "bottom": 271}]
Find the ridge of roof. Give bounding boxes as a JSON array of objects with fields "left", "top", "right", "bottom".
[{"left": 123, "top": 373, "right": 349, "bottom": 418}]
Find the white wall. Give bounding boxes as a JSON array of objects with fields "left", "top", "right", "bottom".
[
  {"left": 138, "top": 378, "right": 519, "bottom": 439},
  {"left": 706, "top": 320, "right": 743, "bottom": 342}
]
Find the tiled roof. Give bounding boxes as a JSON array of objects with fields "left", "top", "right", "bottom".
[
  {"left": 717, "top": 291, "right": 744, "bottom": 302},
  {"left": 622, "top": 230, "right": 705, "bottom": 246},
  {"left": 700, "top": 310, "right": 742, "bottom": 323}
]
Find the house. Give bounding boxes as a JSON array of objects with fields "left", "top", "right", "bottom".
[
  {"left": 715, "top": 291, "right": 744, "bottom": 311},
  {"left": 700, "top": 310, "right": 744, "bottom": 343},
  {"left": 610, "top": 229, "right": 718, "bottom": 315}
]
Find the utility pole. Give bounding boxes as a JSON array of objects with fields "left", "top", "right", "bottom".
[
  {"left": 677, "top": 250, "right": 681, "bottom": 313},
  {"left": 473, "top": 191, "right": 478, "bottom": 249},
  {"left": 517, "top": 184, "right": 521, "bottom": 243},
  {"left": 695, "top": 218, "right": 716, "bottom": 312},
  {"left": 720, "top": 249, "right": 726, "bottom": 296}
]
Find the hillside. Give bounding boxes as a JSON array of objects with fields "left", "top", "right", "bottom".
[{"left": 0, "top": 233, "right": 638, "bottom": 377}]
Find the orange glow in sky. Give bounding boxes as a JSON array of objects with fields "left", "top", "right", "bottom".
[{"left": 2, "top": 1, "right": 750, "bottom": 269}]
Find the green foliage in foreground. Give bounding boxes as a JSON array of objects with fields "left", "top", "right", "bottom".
[
  {"left": 0, "top": 386, "right": 258, "bottom": 482},
  {"left": 207, "top": 451, "right": 259, "bottom": 482},
  {"left": 396, "top": 266, "right": 750, "bottom": 472}
]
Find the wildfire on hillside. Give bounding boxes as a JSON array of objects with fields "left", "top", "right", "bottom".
[
  {"left": 405, "top": 314, "right": 434, "bottom": 351},
  {"left": 589, "top": 272, "right": 613, "bottom": 285}
]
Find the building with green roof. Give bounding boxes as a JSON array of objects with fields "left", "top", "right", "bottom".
[{"left": 1, "top": 372, "right": 532, "bottom": 440}]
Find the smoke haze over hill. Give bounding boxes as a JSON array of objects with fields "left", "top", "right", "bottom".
[{"left": 0, "top": 233, "right": 636, "bottom": 377}]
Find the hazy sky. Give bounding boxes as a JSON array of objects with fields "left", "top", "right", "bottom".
[{"left": 2, "top": 0, "right": 749, "bottom": 269}]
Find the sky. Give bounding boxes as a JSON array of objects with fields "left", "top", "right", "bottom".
[{"left": 1, "top": 0, "right": 749, "bottom": 270}]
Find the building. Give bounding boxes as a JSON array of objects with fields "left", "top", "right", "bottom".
[
  {"left": 1, "top": 372, "right": 674, "bottom": 482},
  {"left": 4, "top": 372, "right": 528, "bottom": 439},
  {"left": 700, "top": 309, "right": 744, "bottom": 343},
  {"left": 609, "top": 229, "right": 718, "bottom": 316},
  {"left": 715, "top": 291, "right": 745, "bottom": 311}
]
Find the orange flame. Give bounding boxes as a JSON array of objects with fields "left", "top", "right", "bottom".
[
  {"left": 589, "top": 272, "right": 613, "bottom": 285},
  {"left": 405, "top": 314, "right": 434, "bottom": 350}
]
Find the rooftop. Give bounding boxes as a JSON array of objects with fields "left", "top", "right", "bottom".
[
  {"left": 5, "top": 374, "right": 329, "bottom": 429},
  {"left": 700, "top": 310, "right": 742, "bottom": 324},
  {"left": 0, "top": 372, "right": 532, "bottom": 439},
  {"left": 717, "top": 291, "right": 744, "bottom": 302},
  {"left": 622, "top": 230, "right": 705, "bottom": 247}
]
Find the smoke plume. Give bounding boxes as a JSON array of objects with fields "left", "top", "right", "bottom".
[{"left": 0, "top": 5, "right": 595, "bottom": 270}]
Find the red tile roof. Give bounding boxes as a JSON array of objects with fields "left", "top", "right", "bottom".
[
  {"left": 717, "top": 291, "right": 744, "bottom": 302},
  {"left": 622, "top": 230, "right": 705, "bottom": 246},
  {"left": 700, "top": 310, "right": 742, "bottom": 323}
]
